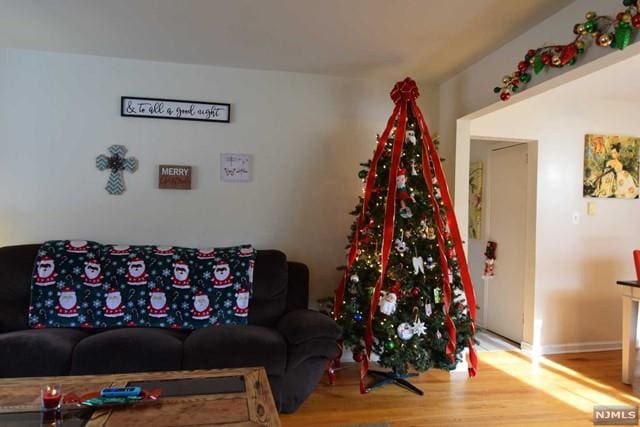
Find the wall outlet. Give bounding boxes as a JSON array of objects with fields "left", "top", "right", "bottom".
[
  {"left": 572, "top": 212, "right": 580, "bottom": 225},
  {"left": 587, "top": 201, "right": 597, "bottom": 216}
]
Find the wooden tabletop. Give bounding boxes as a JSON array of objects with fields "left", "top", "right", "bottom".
[
  {"left": 617, "top": 280, "right": 640, "bottom": 287},
  {"left": 0, "top": 367, "right": 280, "bottom": 426}
]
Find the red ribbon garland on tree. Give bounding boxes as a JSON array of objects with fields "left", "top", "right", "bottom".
[{"left": 334, "top": 78, "right": 478, "bottom": 393}]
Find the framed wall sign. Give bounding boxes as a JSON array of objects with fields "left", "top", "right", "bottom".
[
  {"left": 220, "top": 154, "right": 252, "bottom": 182},
  {"left": 121, "top": 96, "right": 230, "bottom": 123},
  {"left": 158, "top": 165, "right": 192, "bottom": 189}
]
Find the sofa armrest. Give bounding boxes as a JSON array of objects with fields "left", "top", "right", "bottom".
[
  {"left": 276, "top": 309, "right": 341, "bottom": 345},
  {"left": 277, "top": 309, "right": 342, "bottom": 370}
]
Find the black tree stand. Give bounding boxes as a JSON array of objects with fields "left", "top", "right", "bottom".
[{"left": 366, "top": 369, "right": 424, "bottom": 395}]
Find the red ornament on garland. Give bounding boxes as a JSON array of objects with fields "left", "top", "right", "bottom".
[
  {"left": 541, "top": 53, "right": 552, "bottom": 65},
  {"left": 559, "top": 43, "right": 578, "bottom": 65},
  {"left": 517, "top": 61, "right": 529, "bottom": 72},
  {"left": 410, "top": 287, "right": 420, "bottom": 298},
  {"left": 632, "top": 14, "right": 640, "bottom": 28},
  {"left": 500, "top": 91, "right": 511, "bottom": 101}
]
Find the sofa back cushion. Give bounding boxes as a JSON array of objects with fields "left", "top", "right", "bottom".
[
  {"left": 248, "top": 250, "right": 288, "bottom": 326},
  {"left": 0, "top": 244, "right": 40, "bottom": 332}
]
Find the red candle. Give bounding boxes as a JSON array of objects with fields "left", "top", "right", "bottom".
[{"left": 41, "top": 385, "right": 62, "bottom": 410}]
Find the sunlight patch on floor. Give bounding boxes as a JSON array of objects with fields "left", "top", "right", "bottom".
[{"left": 481, "top": 351, "right": 640, "bottom": 413}]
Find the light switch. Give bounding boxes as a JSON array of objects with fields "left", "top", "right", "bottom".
[{"left": 587, "top": 201, "right": 597, "bottom": 216}]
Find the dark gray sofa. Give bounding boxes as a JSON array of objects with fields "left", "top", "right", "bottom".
[{"left": 0, "top": 244, "right": 341, "bottom": 413}]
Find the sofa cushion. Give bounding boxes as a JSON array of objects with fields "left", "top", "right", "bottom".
[
  {"left": 0, "top": 244, "right": 40, "bottom": 333},
  {"left": 70, "top": 328, "right": 186, "bottom": 375},
  {"left": 183, "top": 325, "right": 287, "bottom": 376},
  {"left": 0, "top": 328, "right": 89, "bottom": 377},
  {"left": 249, "top": 251, "right": 288, "bottom": 326}
]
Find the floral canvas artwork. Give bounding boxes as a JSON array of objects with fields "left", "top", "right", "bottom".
[
  {"left": 469, "top": 161, "right": 483, "bottom": 239},
  {"left": 583, "top": 134, "right": 639, "bottom": 199}
]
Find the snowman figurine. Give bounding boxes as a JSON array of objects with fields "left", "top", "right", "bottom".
[
  {"left": 104, "top": 288, "right": 125, "bottom": 317},
  {"left": 234, "top": 288, "right": 250, "bottom": 317},
  {"left": 34, "top": 256, "right": 57, "bottom": 286},
  {"left": 211, "top": 261, "right": 233, "bottom": 288},
  {"left": 126, "top": 258, "right": 148, "bottom": 286},
  {"left": 171, "top": 260, "right": 191, "bottom": 289},
  {"left": 56, "top": 287, "right": 79, "bottom": 317},
  {"left": 148, "top": 288, "right": 168, "bottom": 318},
  {"left": 191, "top": 290, "right": 212, "bottom": 320},
  {"left": 196, "top": 248, "right": 216, "bottom": 260},
  {"left": 66, "top": 240, "right": 89, "bottom": 254},
  {"left": 81, "top": 259, "right": 103, "bottom": 287}
]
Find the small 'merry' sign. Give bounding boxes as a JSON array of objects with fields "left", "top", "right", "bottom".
[{"left": 158, "top": 165, "right": 192, "bottom": 190}]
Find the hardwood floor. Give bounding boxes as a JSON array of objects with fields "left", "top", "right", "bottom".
[{"left": 281, "top": 350, "right": 638, "bottom": 426}]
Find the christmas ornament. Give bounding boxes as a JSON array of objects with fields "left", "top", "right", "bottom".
[
  {"left": 436, "top": 330, "right": 442, "bottom": 340},
  {"left": 399, "top": 206, "right": 413, "bottom": 219},
  {"left": 412, "top": 256, "right": 424, "bottom": 275},
  {"left": 358, "top": 170, "right": 368, "bottom": 179},
  {"left": 395, "top": 238, "right": 408, "bottom": 253},
  {"left": 426, "top": 226, "right": 436, "bottom": 240},
  {"left": 378, "top": 292, "right": 397, "bottom": 315},
  {"left": 96, "top": 145, "right": 138, "bottom": 195},
  {"left": 425, "top": 302, "right": 433, "bottom": 317},
  {"left": 397, "top": 322, "right": 414, "bottom": 340},
  {"left": 434, "top": 288, "right": 443, "bottom": 304},
  {"left": 354, "top": 312, "right": 363, "bottom": 321},
  {"left": 385, "top": 340, "right": 396, "bottom": 351},
  {"left": 413, "top": 319, "right": 426, "bottom": 337},
  {"left": 409, "top": 160, "right": 418, "bottom": 176},
  {"left": 482, "top": 241, "right": 497, "bottom": 278},
  {"left": 425, "top": 256, "right": 435, "bottom": 271},
  {"left": 353, "top": 351, "right": 365, "bottom": 362},
  {"left": 350, "top": 273, "right": 360, "bottom": 283},
  {"left": 410, "top": 287, "right": 420, "bottom": 298},
  {"left": 405, "top": 129, "right": 417, "bottom": 145}
]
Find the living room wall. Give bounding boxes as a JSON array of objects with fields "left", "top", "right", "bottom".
[{"left": 0, "top": 48, "right": 440, "bottom": 306}]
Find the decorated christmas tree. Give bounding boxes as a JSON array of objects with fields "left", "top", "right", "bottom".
[{"left": 332, "top": 78, "right": 478, "bottom": 394}]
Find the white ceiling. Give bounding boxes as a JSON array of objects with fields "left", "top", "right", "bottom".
[{"left": 0, "top": 0, "right": 572, "bottom": 83}]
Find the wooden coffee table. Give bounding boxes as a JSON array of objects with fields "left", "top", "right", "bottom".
[{"left": 0, "top": 367, "right": 280, "bottom": 426}]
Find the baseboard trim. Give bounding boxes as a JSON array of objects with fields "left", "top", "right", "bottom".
[{"left": 521, "top": 340, "right": 621, "bottom": 355}]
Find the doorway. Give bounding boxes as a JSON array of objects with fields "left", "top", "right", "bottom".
[{"left": 468, "top": 138, "right": 537, "bottom": 346}]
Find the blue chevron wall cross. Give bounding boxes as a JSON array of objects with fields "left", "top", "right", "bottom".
[{"left": 96, "top": 145, "right": 139, "bottom": 195}]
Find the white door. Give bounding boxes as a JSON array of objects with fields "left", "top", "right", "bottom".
[{"left": 486, "top": 144, "right": 528, "bottom": 343}]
